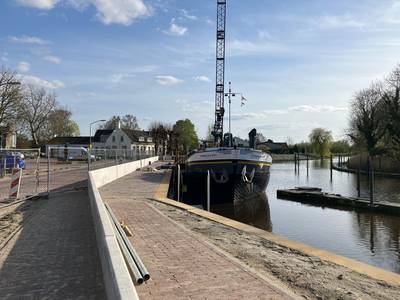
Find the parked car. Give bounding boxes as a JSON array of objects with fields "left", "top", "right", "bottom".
[{"left": 0, "top": 152, "right": 26, "bottom": 170}]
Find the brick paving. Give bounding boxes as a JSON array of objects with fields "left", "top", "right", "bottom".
[
  {"left": 0, "top": 177, "right": 105, "bottom": 299},
  {"left": 100, "top": 171, "right": 294, "bottom": 299}
]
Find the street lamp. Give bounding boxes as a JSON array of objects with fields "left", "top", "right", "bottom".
[{"left": 88, "top": 119, "right": 106, "bottom": 171}]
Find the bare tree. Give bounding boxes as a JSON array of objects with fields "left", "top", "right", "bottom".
[
  {"left": 0, "top": 68, "right": 22, "bottom": 127},
  {"left": 382, "top": 65, "right": 400, "bottom": 146},
  {"left": 121, "top": 114, "right": 139, "bottom": 130},
  {"left": 19, "top": 85, "right": 57, "bottom": 147},
  {"left": 101, "top": 114, "right": 139, "bottom": 130},
  {"left": 348, "top": 82, "right": 386, "bottom": 155},
  {"left": 149, "top": 121, "right": 172, "bottom": 155}
]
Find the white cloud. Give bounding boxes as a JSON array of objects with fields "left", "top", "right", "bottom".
[
  {"left": 155, "top": 75, "right": 183, "bottom": 86},
  {"left": 194, "top": 75, "right": 211, "bottom": 82},
  {"left": 14, "top": 0, "right": 151, "bottom": 25},
  {"left": 91, "top": 0, "right": 151, "bottom": 25},
  {"left": 21, "top": 75, "right": 65, "bottom": 89},
  {"left": 111, "top": 73, "right": 129, "bottom": 83},
  {"left": 44, "top": 55, "right": 61, "bottom": 64},
  {"left": 18, "top": 61, "right": 31, "bottom": 73},
  {"left": 289, "top": 105, "right": 348, "bottom": 113},
  {"left": 181, "top": 9, "right": 197, "bottom": 21},
  {"left": 164, "top": 18, "right": 187, "bottom": 36},
  {"left": 10, "top": 35, "right": 49, "bottom": 45},
  {"left": 231, "top": 105, "right": 348, "bottom": 121},
  {"left": 15, "top": 0, "right": 59, "bottom": 10},
  {"left": 317, "top": 15, "right": 365, "bottom": 29},
  {"left": 383, "top": 2, "right": 400, "bottom": 24}
]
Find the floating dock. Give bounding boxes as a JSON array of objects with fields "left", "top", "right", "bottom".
[{"left": 277, "top": 187, "right": 400, "bottom": 216}]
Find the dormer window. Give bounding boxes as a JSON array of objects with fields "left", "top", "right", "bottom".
[
  {"left": 139, "top": 137, "right": 145, "bottom": 142},
  {"left": 147, "top": 138, "right": 153, "bottom": 142}
]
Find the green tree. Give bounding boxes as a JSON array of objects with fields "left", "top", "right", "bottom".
[
  {"left": 172, "top": 119, "right": 198, "bottom": 154},
  {"left": 46, "top": 108, "right": 80, "bottom": 138},
  {"left": 330, "top": 139, "right": 352, "bottom": 154},
  {"left": 309, "top": 128, "right": 333, "bottom": 157}
]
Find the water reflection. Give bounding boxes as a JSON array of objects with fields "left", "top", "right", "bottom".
[
  {"left": 212, "top": 191, "right": 272, "bottom": 232},
  {"left": 269, "top": 160, "right": 400, "bottom": 273}
]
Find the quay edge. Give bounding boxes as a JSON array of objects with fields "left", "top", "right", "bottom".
[{"left": 154, "top": 171, "right": 400, "bottom": 287}]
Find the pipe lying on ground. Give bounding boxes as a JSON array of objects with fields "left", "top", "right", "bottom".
[
  {"left": 109, "top": 215, "right": 144, "bottom": 285},
  {"left": 105, "top": 203, "right": 150, "bottom": 282}
]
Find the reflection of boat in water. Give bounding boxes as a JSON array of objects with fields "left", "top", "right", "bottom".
[{"left": 211, "top": 190, "right": 272, "bottom": 232}]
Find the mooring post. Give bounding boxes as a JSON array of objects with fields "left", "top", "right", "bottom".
[
  {"left": 207, "top": 170, "right": 210, "bottom": 212},
  {"left": 177, "top": 164, "right": 181, "bottom": 202},
  {"left": 294, "top": 153, "right": 297, "bottom": 173},
  {"left": 330, "top": 154, "right": 333, "bottom": 179},
  {"left": 357, "top": 166, "right": 361, "bottom": 198},
  {"left": 306, "top": 154, "right": 309, "bottom": 176},
  {"left": 369, "top": 156, "right": 374, "bottom": 206}
]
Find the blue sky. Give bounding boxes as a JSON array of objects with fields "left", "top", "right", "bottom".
[{"left": 1, "top": 0, "right": 400, "bottom": 142}]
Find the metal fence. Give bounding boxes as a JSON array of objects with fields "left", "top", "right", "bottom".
[
  {"left": 0, "top": 146, "right": 158, "bottom": 202},
  {"left": 88, "top": 148, "right": 155, "bottom": 171},
  {"left": 0, "top": 148, "right": 48, "bottom": 202}
]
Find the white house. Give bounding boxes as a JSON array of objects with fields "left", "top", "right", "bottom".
[{"left": 93, "top": 128, "right": 155, "bottom": 155}]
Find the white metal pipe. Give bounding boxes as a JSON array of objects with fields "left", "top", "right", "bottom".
[{"left": 207, "top": 170, "right": 210, "bottom": 212}]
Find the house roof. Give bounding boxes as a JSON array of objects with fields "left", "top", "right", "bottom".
[
  {"left": 93, "top": 129, "right": 113, "bottom": 142},
  {"left": 121, "top": 129, "right": 152, "bottom": 143},
  {"left": 48, "top": 136, "right": 91, "bottom": 145}
]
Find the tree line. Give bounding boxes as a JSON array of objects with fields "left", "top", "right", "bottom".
[
  {"left": 349, "top": 64, "right": 400, "bottom": 159},
  {"left": 0, "top": 67, "right": 79, "bottom": 148}
]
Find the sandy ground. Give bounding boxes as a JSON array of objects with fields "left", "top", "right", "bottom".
[
  {"left": 150, "top": 200, "right": 400, "bottom": 300},
  {"left": 0, "top": 200, "right": 40, "bottom": 249}
]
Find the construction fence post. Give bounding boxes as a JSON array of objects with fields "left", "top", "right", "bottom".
[{"left": 47, "top": 146, "right": 51, "bottom": 198}]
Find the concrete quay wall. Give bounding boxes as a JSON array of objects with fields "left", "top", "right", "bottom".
[{"left": 88, "top": 157, "right": 159, "bottom": 300}]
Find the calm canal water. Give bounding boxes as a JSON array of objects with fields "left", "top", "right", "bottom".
[{"left": 217, "top": 159, "right": 400, "bottom": 274}]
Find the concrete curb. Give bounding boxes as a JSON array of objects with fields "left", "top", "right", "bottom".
[
  {"left": 88, "top": 157, "right": 159, "bottom": 300},
  {"left": 153, "top": 172, "right": 400, "bottom": 287}
]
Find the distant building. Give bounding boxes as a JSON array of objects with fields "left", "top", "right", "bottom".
[
  {"left": 48, "top": 136, "right": 91, "bottom": 148},
  {"left": 93, "top": 128, "right": 155, "bottom": 155},
  {"left": 258, "top": 139, "right": 289, "bottom": 154},
  {"left": 47, "top": 128, "right": 155, "bottom": 155},
  {"left": 0, "top": 126, "right": 16, "bottom": 149}
]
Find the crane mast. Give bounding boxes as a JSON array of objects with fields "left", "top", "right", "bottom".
[{"left": 212, "top": 0, "right": 227, "bottom": 145}]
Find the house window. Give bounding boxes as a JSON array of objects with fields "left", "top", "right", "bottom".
[
  {"left": 112, "top": 136, "right": 116, "bottom": 142},
  {"left": 139, "top": 137, "right": 145, "bottom": 142},
  {"left": 121, "top": 136, "right": 124, "bottom": 142},
  {"left": 147, "top": 138, "right": 153, "bottom": 142}
]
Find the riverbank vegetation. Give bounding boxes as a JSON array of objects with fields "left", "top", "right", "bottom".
[{"left": 349, "top": 64, "right": 400, "bottom": 160}]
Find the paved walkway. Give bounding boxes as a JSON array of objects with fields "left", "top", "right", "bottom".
[
  {"left": 100, "top": 171, "right": 294, "bottom": 299},
  {"left": 0, "top": 181, "right": 105, "bottom": 299}
]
